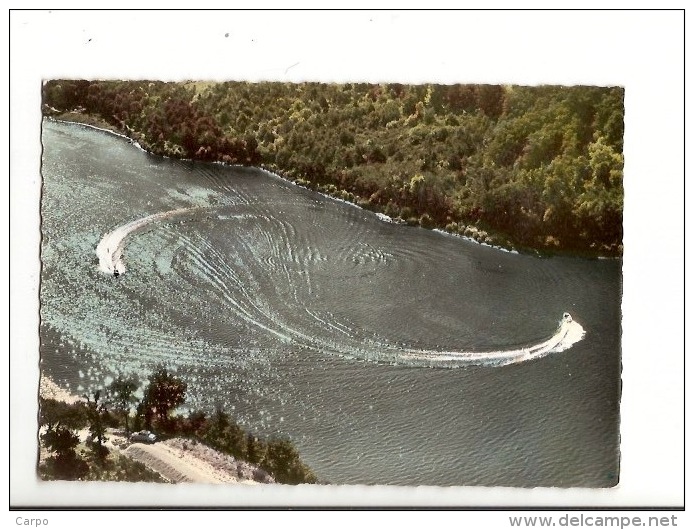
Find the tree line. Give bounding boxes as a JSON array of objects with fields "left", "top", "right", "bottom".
[
  {"left": 39, "top": 366, "right": 317, "bottom": 484},
  {"left": 42, "top": 80, "right": 624, "bottom": 255}
]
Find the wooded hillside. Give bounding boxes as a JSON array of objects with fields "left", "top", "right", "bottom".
[{"left": 43, "top": 80, "right": 624, "bottom": 255}]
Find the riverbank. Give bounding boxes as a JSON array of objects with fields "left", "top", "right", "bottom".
[
  {"left": 39, "top": 373, "right": 84, "bottom": 404},
  {"left": 46, "top": 113, "right": 512, "bottom": 251},
  {"left": 37, "top": 375, "right": 273, "bottom": 484},
  {"left": 42, "top": 80, "right": 623, "bottom": 258},
  {"left": 44, "top": 108, "right": 121, "bottom": 135},
  {"left": 46, "top": 112, "right": 620, "bottom": 260}
]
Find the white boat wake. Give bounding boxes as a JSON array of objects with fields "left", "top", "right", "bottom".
[
  {"left": 96, "top": 208, "right": 586, "bottom": 366},
  {"left": 96, "top": 207, "right": 197, "bottom": 275},
  {"left": 399, "top": 313, "right": 585, "bottom": 366}
]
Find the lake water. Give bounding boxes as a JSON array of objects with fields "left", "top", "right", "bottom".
[{"left": 39, "top": 120, "right": 622, "bottom": 487}]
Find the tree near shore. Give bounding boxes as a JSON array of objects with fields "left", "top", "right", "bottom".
[
  {"left": 84, "top": 390, "right": 107, "bottom": 450},
  {"left": 39, "top": 397, "right": 89, "bottom": 429},
  {"left": 263, "top": 437, "right": 317, "bottom": 485},
  {"left": 39, "top": 397, "right": 90, "bottom": 479},
  {"left": 39, "top": 412, "right": 89, "bottom": 480},
  {"left": 38, "top": 378, "right": 317, "bottom": 483},
  {"left": 107, "top": 375, "right": 139, "bottom": 434},
  {"left": 139, "top": 366, "right": 187, "bottom": 431},
  {"left": 40, "top": 424, "right": 89, "bottom": 480},
  {"left": 38, "top": 398, "right": 166, "bottom": 482}
]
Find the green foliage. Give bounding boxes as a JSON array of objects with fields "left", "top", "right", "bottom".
[
  {"left": 201, "top": 408, "right": 247, "bottom": 459},
  {"left": 193, "top": 408, "right": 316, "bottom": 484},
  {"left": 263, "top": 437, "right": 317, "bottom": 485},
  {"left": 39, "top": 371, "right": 315, "bottom": 483},
  {"left": 139, "top": 366, "right": 187, "bottom": 431},
  {"left": 106, "top": 375, "right": 139, "bottom": 433},
  {"left": 84, "top": 390, "right": 109, "bottom": 459},
  {"left": 39, "top": 398, "right": 89, "bottom": 429},
  {"left": 41, "top": 424, "right": 80, "bottom": 455},
  {"left": 40, "top": 424, "right": 89, "bottom": 480},
  {"left": 245, "top": 433, "right": 265, "bottom": 465},
  {"left": 38, "top": 421, "right": 167, "bottom": 482},
  {"left": 43, "top": 80, "right": 624, "bottom": 254}
]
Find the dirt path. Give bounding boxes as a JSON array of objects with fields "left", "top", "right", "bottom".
[
  {"left": 120, "top": 437, "right": 271, "bottom": 484},
  {"left": 41, "top": 376, "right": 272, "bottom": 485},
  {"left": 124, "top": 442, "right": 236, "bottom": 484}
]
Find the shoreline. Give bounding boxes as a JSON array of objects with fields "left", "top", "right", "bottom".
[
  {"left": 37, "top": 374, "right": 271, "bottom": 484},
  {"left": 39, "top": 373, "right": 84, "bottom": 404},
  {"left": 44, "top": 114, "right": 620, "bottom": 260}
]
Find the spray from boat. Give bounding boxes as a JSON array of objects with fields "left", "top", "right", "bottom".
[{"left": 96, "top": 208, "right": 197, "bottom": 276}]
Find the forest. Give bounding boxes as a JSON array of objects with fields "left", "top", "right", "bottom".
[{"left": 42, "top": 80, "right": 624, "bottom": 255}]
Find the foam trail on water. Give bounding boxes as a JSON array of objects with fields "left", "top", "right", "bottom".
[
  {"left": 96, "top": 207, "right": 586, "bottom": 367},
  {"left": 96, "top": 207, "right": 197, "bottom": 275},
  {"left": 399, "top": 314, "right": 585, "bottom": 367}
]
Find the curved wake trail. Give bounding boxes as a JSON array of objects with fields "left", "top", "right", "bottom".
[
  {"left": 96, "top": 208, "right": 197, "bottom": 275},
  {"left": 399, "top": 315, "right": 585, "bottom": 367},
  {"left": 96, "top": 207, "right": 586, "bottom": 367}
]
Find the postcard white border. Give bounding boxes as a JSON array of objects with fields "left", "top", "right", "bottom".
[{"left": 8, "top": 7, "right": 685, "bottom": 512}]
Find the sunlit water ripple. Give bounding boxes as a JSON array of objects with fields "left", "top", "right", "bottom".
[{"left": 40, "top": 120, "right": 622, "bottom": 487}]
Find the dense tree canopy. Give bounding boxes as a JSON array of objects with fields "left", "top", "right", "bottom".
[
  {"left": 43, "top": 80, "right": 624, "bottom": 255},
  {"left": 139, "top": 366, "right": 187, "bottom": 429},
  {"left": 40, "top": 424, "right": 89, "bottom": 480},
  {"left": 107, "top": 375, "right": 139, "bottom": 433}
]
